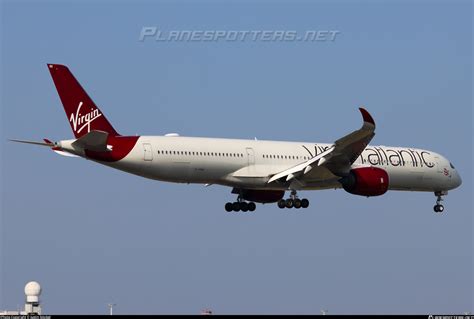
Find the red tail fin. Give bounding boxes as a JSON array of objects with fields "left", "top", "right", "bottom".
[{"left": 47, "top": 64, "right": 119, "bottom": 138}]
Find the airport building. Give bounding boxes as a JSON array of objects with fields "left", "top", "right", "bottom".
[{"left": 0, "top": 281, "right": 42, "bottom": 315}]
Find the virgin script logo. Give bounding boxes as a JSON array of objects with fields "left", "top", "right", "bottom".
[{"left": 69, "top": 101, "right": 102, "bottom": 134}]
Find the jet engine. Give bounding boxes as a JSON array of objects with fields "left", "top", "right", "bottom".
[{"left": 340, "top": 167, "right": 389, "bottom": 197}]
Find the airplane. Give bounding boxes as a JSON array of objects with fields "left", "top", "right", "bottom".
[{"left": 11, "top": 64, "right": 462, "bottom": 213}]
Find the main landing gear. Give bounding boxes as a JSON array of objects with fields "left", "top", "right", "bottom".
[
  {"left": 277, "top": 190, "right": 309, "bottom": 210},
  {"left": 225, "top": 198, "right": 256, "bottom": 212},
  {"left": 433, "top": 191, "right": 447, "bottom": 213}
]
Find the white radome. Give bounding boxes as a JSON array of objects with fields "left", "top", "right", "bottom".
[{"left": 24, "top": 281, "right": 41, "bottom": 303}]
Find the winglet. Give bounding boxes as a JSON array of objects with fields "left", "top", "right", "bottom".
[{"left": 359, "top": 107, "right": 375, "bottom": 127}]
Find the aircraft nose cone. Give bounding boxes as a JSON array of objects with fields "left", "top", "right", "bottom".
[{"left": 453, "top": 171, "right": 462, "bottom": 188}]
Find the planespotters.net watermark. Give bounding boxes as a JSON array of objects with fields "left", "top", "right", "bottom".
[{"left": 139, "top": 27, "right": 341, "bottom": 42}]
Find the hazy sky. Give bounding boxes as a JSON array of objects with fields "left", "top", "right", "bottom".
[{"left": 1, "top": 0, "right": 472, "bottom": 315}]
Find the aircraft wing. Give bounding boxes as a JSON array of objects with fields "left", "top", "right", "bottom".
[
  {"left": 267, "top": 107, "right": 375, "bottom": 185},
  {"left": 267, "top": 146, "right": 334, "bottom": 183},
  {"left": 322, "top": 107, "right": 375, "bottom": 176}
]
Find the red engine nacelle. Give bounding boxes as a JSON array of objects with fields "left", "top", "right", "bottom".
[
  {"left": 341, "top": 167, "right": 389, "bottom": 197},
  {"left": 240, "top": 189, "right": 285, "bottom": 203}
]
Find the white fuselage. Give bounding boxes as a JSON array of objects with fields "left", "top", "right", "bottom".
[{"left": 63, "top": 135, "right": 461, "bottom": 193}]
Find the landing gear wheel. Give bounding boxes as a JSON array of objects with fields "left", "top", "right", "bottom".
[
  {"left": 225, "top": 202, "right": 233, "bottom": 212},
  {"left": 433, "top": 191, "right": 447, "bottom": 214},
  {"left": 301, "top": 198, "right": 309, "bottom": 208},
  {"left": 294, "top": 198, "right": 302, "bottom": 209},
  {"left": 278, "top": 199, "right": 286, "bottom": 209},
  {"left": 285, "top": 198, "right": 294, "bottom": 208},
  {"left": 232, "top": 202, "right": 240, "bottom": 212},
  {"left": 248, "top": 202, "right": 256, "bottom": 212},
  {"left": 240, "top": 202, "right": 249, "bottom": 212},
  {"left": 434, "top": 204, "right": 444, "bottom": 213}
]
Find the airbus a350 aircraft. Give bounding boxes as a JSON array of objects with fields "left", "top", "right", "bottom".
[{"left": 12, "top": 64, "right": 462, "bottom": 213}]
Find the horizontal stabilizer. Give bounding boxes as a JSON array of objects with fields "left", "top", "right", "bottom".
[
  {"left": 9, "top": 139, "right": 54, "bottom": 147},
  {"left": 10, "top": 138, "right": 78, "bottom": 158},
  {"left": 53, "top": 150, "right": 79, "bottom": 157},
  {"left": 71, "top": 130, "right": 110, "bottom": 152}
]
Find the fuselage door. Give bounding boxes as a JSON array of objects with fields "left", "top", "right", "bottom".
[
  {"left": 246, "top": 147, "right": 255, "bottom": 166},
  {"left": 143, "top": 143, "right": 153, "bottom": 161}
]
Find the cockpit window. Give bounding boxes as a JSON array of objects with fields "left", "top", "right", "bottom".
[{"left": 450, "top": 162, "right": 455, "bottom": 169}]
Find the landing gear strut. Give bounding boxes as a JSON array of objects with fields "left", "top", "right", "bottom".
[
  {"left": 277, "top": 190, "right": 309, "bottom": 210},
  {"left": 225, "top": 195, "right": 256, "bottom": 213},
  {"left": 433, "top": 191, "right": 447, "bottom": 213}
]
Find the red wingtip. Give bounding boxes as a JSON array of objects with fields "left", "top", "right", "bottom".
[
  {"left": 359, "top": 107, "right": 375, "bottom": 126},
  {"left": 43, "top": 138, "right": 53, "bottom": 144}
]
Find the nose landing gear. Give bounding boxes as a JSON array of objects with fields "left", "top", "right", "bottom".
[{"left": 433, "top": 191, "right": 447, "bottom": 213}]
